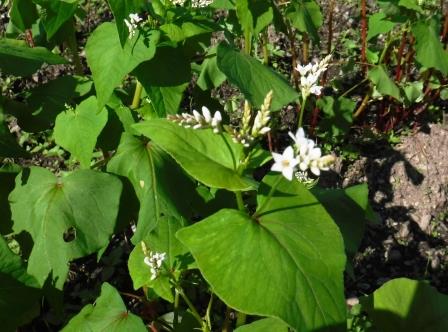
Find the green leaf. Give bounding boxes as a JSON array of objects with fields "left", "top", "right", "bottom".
[
  {"left": 0, "top": 38, "right": 67, "bottom": 76},
  {"left": 361, "top": 278, "right": 448, "bottom": 332},
  {"left": 23, "top": 75, "right": 93, "bottom": 131},
  {"left": 197, "top": 46, "right": 226, "bottom": 91},
  {"left": 134, "top": 119, "right": 255, "bottom": 191},
  {"left": 177, "top": 174, "right": 346, "bottom": 331},
  {"left": 217, "top": 43, "right": 299, "bottom": 111},
  {"left": 161, "top": 20, "right": 216, "bottom": 43},
  {"left": 107, "top": 133, "right": 195, "bottom": 243},
  {"left": 367, "top": 12, "right": 396, "bottom": 40},
  {"left": 368, "top": 65, "right": 402, "bottom": 101},
  {"left": 399, "top": 0, "right": 424, "bottom": 13},
  {"left": 145, "top": 84, "right": 188, "bottom": 117},
  {"left": 235, "top": 318, "right": 289, "bottom": 332},
  {"left": 62, "top": 282, "right": 146, "bottom": 332},
  {"left": 316, "top": 96, "right": 355, "bottom": 137},
  {"left": 412, "top": 19, "right": 448, "bottom": 75},
  {"left": 85, "top": 22, "right": 160, "bottom": 109},
  {"left": 10, "top": 0, "right": 39, "bottom": 31},
  {"left": 0, "top": 165, "right": 21, "bottom": 234},
  {"left": 9, "top": 167, "right": 122, "bottom": 288},
  {"left": 211, "top": 0, "right": 235, "bottom": 9},
  {"left": 236, "top": 0, "right": 274, "bottom": 37},
  {"left": 311, "top": 184, "right": 369, "bottom": 261},
  {"left": 0, "top": 236, "right": 41, "bottom": 332},
  {"left": 402, "top": 81, "right": 424, "bottom": 104},
  {"left": 33, "top": 0, "right": 79, "bottom": 39},
  {"left": 54, "top": 96, "right": 108, "bottom": 168},
  {"left": 134, "top": 46, "right": 191, "bottom": 88},
  {"left": 128, "top": 216, "right": 193, "bottom": 302},
  {"left": 286, "top": 0, "right": 322, "bottom": 42},
  {"left": 107, "top": 0, "right": 146, "bottom": 45}
]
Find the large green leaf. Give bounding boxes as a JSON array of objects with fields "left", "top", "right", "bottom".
[
  {"left": 33, "top": 0, "right": 79, "bottom": 39},
  {"left": 316, "top": 96, "right": 355, "bottom": 137},
  {"left": 177, "top": 174, "right": 346, "bottom": 331},
  {"left": 362, "top": 278, "right": 448, "bottom": 332},
  {"left": 368, "top": 65, "right": 402, "bottom": 101},
  {"left": 367, "top": 12, "right": 396, "bottom": 40},
  {"left": 0, "top": 235, "right": 41, "bottom": 332},
  {"left": 311, "top": 184, "right": 369, "bottom": 261},
  {"left": 412, "top": 19, "right": 448, "bottom": 75},
  {"left": 0, "top": 164, "right": 21, "bottom": 234},
  {"left": 236, "top": 0, "right": 274, "bottom": 37},
  {"left": 9, "top": 167, "right": 122, "bottom": 288},
  {"left": 144, "top": 84, "right": 189, "bottom": 117},
  {"left": 10, "top": 0, "right": 39, "bottom": 31},
  {"left": 54, "top": 96, "right": 108, "bottom": 168},
  {"left": 235, "top": 318, "right": 289, "bottom": 332},
  {"left": 107, "top": 0, "right": 146, "bottom": 45},
  {"left": 197, "top": 47, "right": 226, "bottom": 91},
  {"left": 62, "top": 282, "right": 146, "bottom": 332},
  {"left": 217, "top": 43, "right": 299, "bottom": 111},
  {"left": 0, "top": 38, "right": 67, "bottom": 76},
  {"left": 134, "top": 119, "right": 255, "bottom": 191},
  {"left": 107, "top": 133, "right": 195, "bottom": 243},
  {"left": 85, "top": 22, "right": 160, "bottom": 109},
  {"left": 286, "top": 0, "right": 322, "bottom": 42},
  {"left": 128, "top": 216, "right": 193, "bottom": 302}
]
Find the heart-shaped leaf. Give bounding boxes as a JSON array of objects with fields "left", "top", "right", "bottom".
[
  {"left": 62, "top": 282, "right": 146, "bottom": 332},
  {"left": 86, "top": 22, "right": 160, "bottom": 109},
  {"left": 177, "top": 174, "right": 346, "bottom": 331},
  {"left": 9, "top": 167, "right": 122, "bottom": 288},
  {"left": 54, "top": 96, "right": 108, "bottom": 168}
]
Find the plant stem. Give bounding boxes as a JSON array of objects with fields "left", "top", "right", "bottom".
[
  {"left": 262, "top": 29, "right": 270, "bottom": 65},
  {"left": 253, "top": 176, "right": 283, "bottom": 217},
  {"left": 302, "top": 33, "right": 309, "bottom": 63},
  {"left": 174, "top": 289, "right": 180, "bottom": 327},
  {"left": 205, "top": 293, "right": 213, "bottom": 331},
  {"left": 298, "top": 95, "right": 308, "bottom": 128},
  {"left": 360, "top": 0, "right": 368, "bottom": 74},
  {"left": 244, "top": 30, "right": 252, "bottom": 55},
  {"left": 340, "top": 78, "right": 368, "bottom": 98},
  {"left": 131, "top": 81, "right": 143, "bottom": 109},
  {"left": 235, "top": 191, "right": 245, "bottom": 212},
  {"left": 67, "top": 19, "right": 83, "bottom": 75},
  {"left": 175, "top": 285, "right": 209, "bottom": 332}
]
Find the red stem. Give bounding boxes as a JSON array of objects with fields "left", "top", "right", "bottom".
[{"left": 360, "top": 0, "right": 368, "bottom": 74}]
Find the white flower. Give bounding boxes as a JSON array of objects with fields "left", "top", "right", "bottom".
[
  {"left": 271, "top": 146, "right": 299, "bottom": 181},
  {"left": 295, "top": 55, "right": 331, "bottom": 98},
  {"left": 144, "top": 251, "right": 167, "bottom": 280},
  {"left": 168, "top": 107, "right": 222, "bottom": 133},
  {"left": 288, "top": 127, "right": 335, "bottom": 177},
  {"left": 124, "top": 13, "right": 143, "bottom": 39}
]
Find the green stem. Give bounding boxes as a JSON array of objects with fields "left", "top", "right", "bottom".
[
  {"left": 244, "top": 30, "right": 252, "bottom": 55},
  {"left": 298, "top": 95, "right": 308, "bottom": 128},
  {"left": 67, "top": 19, "right": 83, "bottom": 75},
  {"left": 253, "top": 176, "right": 283, "bottom": 217},
  {"left": 205, "top": 293, "right": 213, "bottom": 331},
  {"left": 131, "top": 81, "right": 143, "bottom": 109},
  {"left": 174, "top": 289, "right": 180, "bottom": 327},
  {"left": 235, "top": 191, "right": 245, "bottom": 212},
  {"left": 262, "top": 30, "right": 269, "bottom": 65},
  {"left": 175, "top": 285, "right": 210, "bottom": 332}
]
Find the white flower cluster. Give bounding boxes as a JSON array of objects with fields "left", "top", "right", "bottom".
[
  {"left": 271, "top": 127, "right": 335, "bottom": 181},
  {"left": 231, "top": 91, "right": 273, "bottom": 147},
  {"left": 124, "top": 13, "right": 142, "bottom": 39},
  {"left": 144, "top": 251, "right": 167, "bottom": 280},
  {"left": 168, "top": 106, "right": 222, "bottom": 133},
  {"left": 295, "top": 55, "right": 331, "bottom": 98},
  {"left": 172, "top": 0, "right": 213, "bottom": 7}
]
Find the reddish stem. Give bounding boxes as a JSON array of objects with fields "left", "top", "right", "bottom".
[
  {"left": 360, "top": 0, "right": 368, "bottom": 74},
  {"left": 395, "top": 30, "right": 407, "bottom": 82}
]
